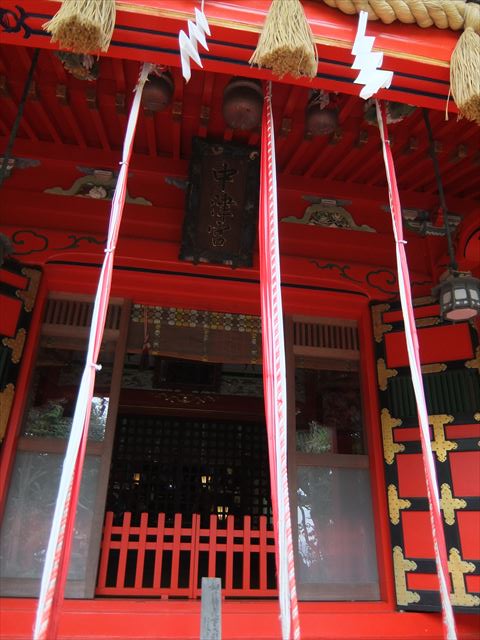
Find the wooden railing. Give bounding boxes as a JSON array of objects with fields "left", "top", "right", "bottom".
[{"left": 96, "top": 512, "right": 277, "bottom": 598}]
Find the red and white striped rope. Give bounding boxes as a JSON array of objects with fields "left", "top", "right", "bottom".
[
  {"left": 33, "top": 62, "right": 153, "bottom": 640},
  {"left": 259, "top": 81, "right": 300, "bottom": 640},
  {"left": 375, "top": 99, "right": 456, "bottom": 640}
]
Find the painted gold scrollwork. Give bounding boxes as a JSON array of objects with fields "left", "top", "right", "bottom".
[
  {"left": 381, "top": 408, "right": 404, "bottom": 465},
  {"left": 430, "top": 414, "right": 457, "bottom": 462},
  {"left": 393, "top": 546, "right": 420, "bottom": 606},
  {"left": 388, "top": 485, "right": 411, "bottom": 525},
  {"left": 17, "top": 267, "right": 41, "bottom": 312},
  {"left": 440, "top": 483, "right": 467, "bottom": 525},
  {"left": 466, "top": 346, "right": 480, "bottom": 374},
  {"left": 2, "top": 328, "right": 26, "bottom": 364},
  {"left": 0, "top": 383, "right": 15, "bottom": 442},
  {"left": 449, "top": 548, "right": 480, "bottom": 607},
  {"left": 421, "top": 363, "right": 447, "bottom": 375},
  {"left": 372, "top": 304, "right": 392, "bottom": 343},
  {"left": 377, "top": 358, "right": 397, "bottom": 391}
]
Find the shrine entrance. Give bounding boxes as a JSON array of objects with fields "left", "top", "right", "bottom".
[{"left": 95, "top": 305, "right": 277, "bottom": 598}]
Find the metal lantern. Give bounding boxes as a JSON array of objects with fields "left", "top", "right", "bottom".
[
  {"left": 437, "top": 271, "right": 480, "bottom": 321},
  {"left": 423, "top": 111, "right": 480, "bottom": 323}
]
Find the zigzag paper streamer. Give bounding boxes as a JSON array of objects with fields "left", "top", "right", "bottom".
[
  {"left": 178, "top": 7, "right": 211, "bottom": 83},
  {"left": 351, "top": 11, "right": 393, "bottom": 100}
]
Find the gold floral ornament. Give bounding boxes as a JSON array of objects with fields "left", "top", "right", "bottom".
[
  {"left": 393, "top": 546, "right": 420, "bottom": 607},
  {"left": 377, "top": 357, "right": 398, "bottom": 391},
  {"left": 449, "top": 548, "right": 480, "bottom": 607},
  {"left": 2, "top": 328, "right": 26, "bottom": 364},
  {"left": 372, "top": 303, "right": 392, "bottom": 343},
  {"left": 430, "top": 414, "right": 457, "bottom": 462},
  {"left": 466, "top": 346, "right": 480, "bottom": 374},
  {"left": 440, "top": 483, "right": 467, "bottom": 525},
  {"left": 420, "top": 363, "right": 447, "bottom": 375},
  {"left": 17, "top": 268, "right": 41, "bottom": 312},
  {"left": 381, "top": 408, "right": 404, "bottom": 465},
  {"left": 0, "top": 384, "right": 15, "bottom": 442},
  {"left": 415, "top": 317, "right": 440, "bottom": 328},
  {"left": 388, "top": 485, "right": 411, "bottom": 525}
]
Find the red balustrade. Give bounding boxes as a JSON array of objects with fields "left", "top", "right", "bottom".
[{"left": 96, "top": 512, "right": 277, "bottom": 598}]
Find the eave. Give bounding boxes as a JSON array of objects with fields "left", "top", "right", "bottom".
[{"left": 0, "top": 0, "right": 460, "bottom": 111}]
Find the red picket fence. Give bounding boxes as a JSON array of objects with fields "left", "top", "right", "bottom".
[{"left": 96, "top": 512, "right": 277, "bottom": 598}]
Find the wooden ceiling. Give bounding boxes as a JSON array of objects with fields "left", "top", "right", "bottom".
[{"left": 0, "top": 45, "right": 479, "bottom": 206}]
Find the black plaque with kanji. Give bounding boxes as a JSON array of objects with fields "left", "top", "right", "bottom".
[{"left": 179, "top": 138, "right": 260, "bottom": 268}]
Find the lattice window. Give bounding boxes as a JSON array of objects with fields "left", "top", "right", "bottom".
[
  {"left": 293, "top": 317, "right": 359, "bottom": 351},
  {"left": 106, "top": 415, "right": 272, "bottom": 529},
  {"left": 43, "top": 295, "right": 123, "bottom": 332}
]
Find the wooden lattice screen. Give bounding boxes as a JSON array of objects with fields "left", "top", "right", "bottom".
[{"left": 105, "top": 415, "right": 272, "bottom": 528}]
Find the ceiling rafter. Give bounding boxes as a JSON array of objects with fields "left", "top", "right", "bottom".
[
  {"left": 55, "top": 85, "right": 88, "bottom": 149},
  {"left": 171, "top": 67, "right": 184, "bottom": 161},
  {"left": 198, "top": 73, "right": 215, "bottom": 138},
  {"left": 144, "top": 111, "right": 157, "bottom": 157},
  {"left": 0, "top": 93, "right": 38, "bottom": 141},
  {"left": 86, "top": 87, "right": 112, "bottom": 151},
  {"left": 323, "top": 133, "right": 359, "bottom": 181}
]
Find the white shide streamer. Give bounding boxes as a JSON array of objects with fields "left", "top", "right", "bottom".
[
  {"left": 178, "top": 6, "right": 211, "bottom": 82},
  {"left": 352, "top": 11, "right": 393, "bottom": 99}
]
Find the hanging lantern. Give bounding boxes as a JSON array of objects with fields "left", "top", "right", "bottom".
[
  {"left": 305, "top": 90, "right": 338, "bottom": 136},
  {"left": 435, "top": 271, "right": 480, "bottom": 321},
  {"left": 222, "top": 77, "right": 263, "bottom": 130},
  {"left": 141, "top": 71, "right": 174, "bottom": 112}
]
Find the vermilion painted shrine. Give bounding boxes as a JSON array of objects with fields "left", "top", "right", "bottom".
[{"left": 0, "top": 1, "right": 479, "bottom": 639}]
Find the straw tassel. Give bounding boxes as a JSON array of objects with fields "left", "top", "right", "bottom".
[
  {"left": 450, "top": 2, "right": 480, "bottom": 124},
  {"left": 249, "top": 0, "right": 318, "bottom": 79},
  {"left": 43, "top": 0, "right": 116, "bottom": 54}
]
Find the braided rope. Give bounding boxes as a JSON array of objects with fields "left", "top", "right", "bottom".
[{"left": 321, "top": 0, "right": 480, "bottom": 33}]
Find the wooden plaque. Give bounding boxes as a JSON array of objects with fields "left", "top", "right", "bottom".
[{"left": 180, "top": 138, "right": 260, "bottom": 268}]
